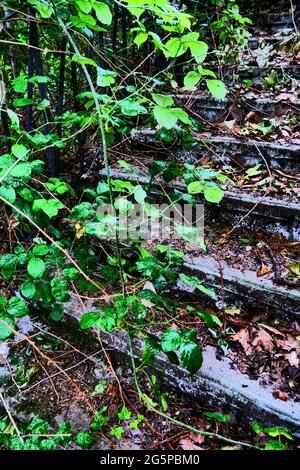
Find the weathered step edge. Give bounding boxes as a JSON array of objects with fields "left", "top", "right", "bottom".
[
  {"left": 131, "top": 129, "right": 300, "bottom": 174},
  {"left": 172, "top": 93, "right": 300, "bottom": 123},
  {"left": 100, "top": 169, "right": 300, "bottom": 241},
  {"left": 62, "top": 300, "right": 300, "bottom": 434},
  {"left": 181, "top": 255, "right": 300, "bottom": 320}
]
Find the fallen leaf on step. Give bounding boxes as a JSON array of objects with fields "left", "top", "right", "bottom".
[
  {"left": 284, "top": 351, "right": 299, "bottom": 368},
  {"left": 274, "top": 388, "right": 289, "bottom": 401},
  {"left": 180, "top": 438, "right": 203, "bottom": 450},
  {"left": 231, "top": 328, "right": 251, "bottom": 354},
  {"left": 257, "top": 264, "right": 269, "bottom": 277},
  {"left": 251, "top": 328, "right": 274, "bottom": 352}
]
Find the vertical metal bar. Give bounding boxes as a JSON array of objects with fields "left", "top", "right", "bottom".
[
  {"left": 71, "top": 61, "right": 85, "bottom": 173},
  {"left": 54, "top": 35, "right": 67, "bottom": 177},
  {"left": 25, "top": 9, "right": 35, "bottom": 133},
  {"left": 112, "top": 5, "right": 119, "bottom": 51},
  {"left": 121, "top": 7, "right": 127, "bottom": 54}
]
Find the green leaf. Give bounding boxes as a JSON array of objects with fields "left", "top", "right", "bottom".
[
  {"left": 9, "top": 163, "right": 31, "bottom": 178},
  {"left": 6, "top": 109, "right": 20, "bottom": 128},
  {"left": 203, "top": 411, "right": 231, "bottom": 423},
  {"left": 111, "top": 426, "right": 124, "bottom": 440},
  {"left": 0, "top": 315, "right": 15, "bottom": 340},
  {"left": 203, "top": 184, "right": 224, "bottom": 203},
  {"left": 80, "top": 311, "right": 100, "bottom": 329},
  {"left": 93, "top": 2, "right": 112, "bottom": 25},
  {"left": 264, "top": 427, "right": 293, "bottom": 440},
  {"left": 7, "top": 297, "right": 29, "bottom": 318},
  {"left": 21, "top": 281, "right": 36, "bottom": 299},
  {"left": 134, "top": 31, "right": 148, "bottom": 47},
  {"left": 75, "top": 0, "right": 92, "bottom": 14},
  {"left": 118, "top": 406, "right": 131, "bottom": 421},
  {"left": 12, "top": 144, "right": 28, "bottom": 159},
  {"left": 0, "top": 186, "right": 16, "bottom": 203},
  {"left": 152, "top": 94, "right": 174, "bottom": 108},
  {"left": 161, "top": 329, "right": 182, "bottom": 352},
  {"left": 120, "top": 99, "right": 147, "bottom": 117},
  {"left": 12, "top": 75, "right": 27, "bottom": 93},
  {"left": 188, "top": 41, "right": 208, "bottom": 64},
  {"left": 76, "top": 432, "right": 95, "bottom": 450},
  {"left": 32, "top": 199, "right": 64, "bottom": 218},
  {"left": 188, "top": 181, "right": 204, "bottom": 195},
  {"left": 153, "top": 107, "right": 178, "bottom": 129},
  {"left": 13, "top": 98, "right": 34, "bottom": 107},
  {"left": 264, "top": 440, "right": 288, "bottom": 450},
  {"left": 179, "top": 274, "right": 216, "bottom": 300},
  {"left": 184, "top": 71, "right": 201, "bottom": 90},
  {"left": 51, "top": 278, "right": 70, "bottom": 302},
  {"left": 97, "top": 67, "right": 116, "bottom": 87},
  {"left": 69, "top": 202, "right": 95, "bottom": 220},
  {"left": 32, "top": 244, "right": 49, "bottom": 256},
  {"left": 206, "top": 79, "right": 227, "bottom": 100},
  {"left": 180, "top": 341, "right": 203, "bottom": 374},
  {"left": 27, "top": 258, "right": 45, "bottom": 279},
  {"left": 134, "top": 185, "right": 147, "bottom": 205}
]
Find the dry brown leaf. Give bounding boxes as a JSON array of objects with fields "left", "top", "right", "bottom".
[
  {"left": 261, "top": 324, "right": 286, "bottom": 338},
  {"left": 257, "top": 264, "right": 269, "bottom": 277},
  {"left": 284, "top": 351, "right": 299, "bottom": 368},
  {"left": 180, "top": 438, "right": 203, "bottom": 451},
  {"left": 231, "top": 328, "right": 251, "bottom": 355},
  {"left": 274, "top": 389, "right": 289, "bottom": 401},
  {"left": 251, "top": 328, "right": 274, "bottom": 352}
]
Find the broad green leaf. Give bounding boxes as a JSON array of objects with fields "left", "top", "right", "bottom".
[
  {"left": 180, "top": 341, "right": 202, "bottom": 374},
  {"left": 152, "top": 94, "right": 174, "bottom": 108},
  {"left": 134, "top": 31, "right": 148, "bottom": 47},
  {"left": 164, "top": 37, "right": 187, "bottom": 57},
  {"left": 179, "top": 274, "right": 216, "bottom": 300},
  {"left": 21, "top": 280, "right": 36, "bottom": 299},
  {"left": 134, "top": 185, "right": 147, "bottom": 205},
  {"left": 264, "top": 427, "right": 293, "bottom": 440},
  {"left": 188, "top": 181, "right": 204, "bottom": 194},
  {"left": 9, "top": 163, "right": 31, "bottom": 178},
  {"left": 0, "top": 315, "right": 15, "bottom": 340},
  {"left": 12, "top": 144, "right": 28, "bottom": 159},
  {"left": 80, "top": 311, "right": 101, "bottom": 329},
  {"left": 0, "top": 186, "right": 16, "bottom": 203},
  {"left": 153, "top": 107, "right": 177, "bottom": 129},
  {"left": 120, "top": 99, "right": 147, "bottom": 116},
  {"left": 161, "top": 329, "right": 182, "bottom": 352},
  {"left": 7, "top": 296, "right": 29, "bottom": 317},
  {"left": 93, "top": 2, "right": 112, "bottom": 25},
  {"left": 27, "top": 257, "right": 45, "bottom": 279},
  {"left": 204, "top": 184, "right": 224, "bottom": 204},
  {"left": 97, "top": 67, "right": 116, "bottom": 87},
  {"left": 32, "top": 199, "right": 64, "bottom": 218},
  {"left": 206, "top": 79, "right": 227, "bottom": 100},
  {"left": 75, "top": 0, "right": 92, "bottom": 14},
  {"left": 12, "top": 75, "right": 27, "bottom": 93},
  {"left": 184, "top": 71, "right": 201, "bottom": 90},
  {"left": 13, "top": 98, "right": 34, "bottom": 107}
]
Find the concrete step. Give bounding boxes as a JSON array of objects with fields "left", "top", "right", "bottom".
[
  {"left": 131, "top": 129, "right": 300, "bottom": 175},
  {"left": 100, "top": 168, "right": 300, "bottom": 241},
  {"left": 171, "top": 93, "right": 299, "bottom": 123},
  {"left": 59, "top": 300, "right": 300, "bottom": 433}
]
